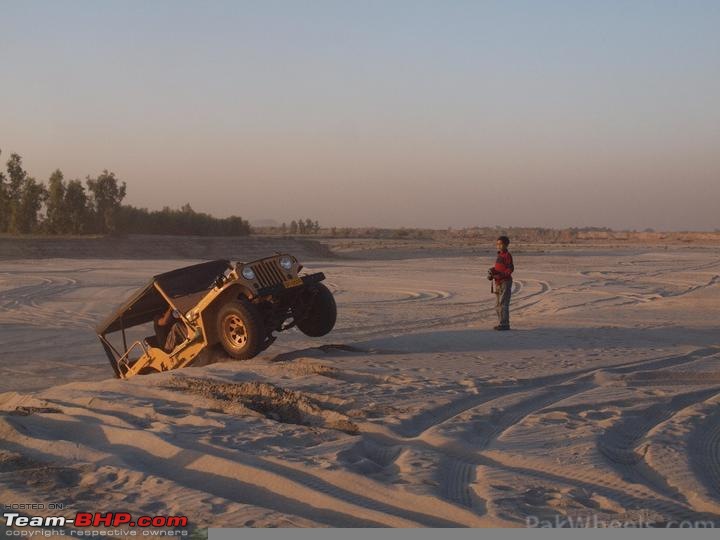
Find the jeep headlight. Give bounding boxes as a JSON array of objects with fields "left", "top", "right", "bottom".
[
  {"left": 241, "top": 266, "right": 256, "bottom": 280},
  {"left": 279, "top": 256, "right": 293, "bottom": 270}
]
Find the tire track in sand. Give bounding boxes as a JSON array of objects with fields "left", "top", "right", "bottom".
[
  {"left": 598, "top": 388, "right": 720, "bottom": 502},
  {"left": 689, "top": 405, "right": 720, "bottom": 504},
  {"left": 359, "top": 346, "right": 720, "bottom": 521},
  {"left": 336, "top": 279, "right": 551, "bottom": 337}
]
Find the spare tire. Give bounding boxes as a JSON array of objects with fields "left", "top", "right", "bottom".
[
  {"left": 296, "top": 283, "right": 337, "bottom": 337},
  {"left": 216, "top": 299, "right": 265, "bottom": 359}
]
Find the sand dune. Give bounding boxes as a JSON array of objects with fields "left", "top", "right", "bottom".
[{"left": 1, "top": 245, "right": 720, "bottom": 528}]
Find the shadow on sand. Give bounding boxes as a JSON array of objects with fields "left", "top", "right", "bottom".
[{"left": 346, "top": 326, "right": 720, "bottom": 355}]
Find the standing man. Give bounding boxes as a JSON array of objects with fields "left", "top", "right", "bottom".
[{"left": 488, "top": 235, "right": 514, "bottom": 330}]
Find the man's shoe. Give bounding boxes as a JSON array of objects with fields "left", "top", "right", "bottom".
[{"left": 493, "top": 325, "right": 510, "bottom": 331}]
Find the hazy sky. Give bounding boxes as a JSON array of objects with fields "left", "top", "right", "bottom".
[{"left": 1, "top": 1, "right": 718, "bottom": 230}]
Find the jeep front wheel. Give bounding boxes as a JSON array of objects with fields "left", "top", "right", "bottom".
[
  {"left": 296, "top": 283, "right": 337, "bottom": 337},
  {"left": 217, "top": 300, "right": 264, "bottom": 359}
]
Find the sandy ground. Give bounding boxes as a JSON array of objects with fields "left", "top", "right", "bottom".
[{"left": 1, "top": 245, "right": 720, "bottom": 528}]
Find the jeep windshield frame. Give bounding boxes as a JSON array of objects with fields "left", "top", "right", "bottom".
[{"left": 95, "top": 259, "right": 232, "bottom": 375}]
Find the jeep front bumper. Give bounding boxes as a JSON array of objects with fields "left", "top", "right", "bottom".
[{"left": 255, "top": 271, "right": 326, "bottom": 297}]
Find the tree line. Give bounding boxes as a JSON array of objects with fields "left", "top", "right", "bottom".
[
  {"left": 280, "top": 219, "right": 320, "bottom": 235},
  {"left": 0, "top": 150, "right": 251, "bottom": 236}
]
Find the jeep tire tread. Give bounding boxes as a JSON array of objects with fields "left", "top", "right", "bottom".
[
  {"left": 296, "top": 283, "right": 337, "bottom": 337},
  {"left": 217, "top": 299, "right": 265, "bottom": 360}
]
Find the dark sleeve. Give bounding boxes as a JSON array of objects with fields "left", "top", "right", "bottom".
[{"left": 154, "top": 316, "right": 169, "bottom": 347}]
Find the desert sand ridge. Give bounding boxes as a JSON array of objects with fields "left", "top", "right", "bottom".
[
  {"left": 0, "top": 235, "right": 334, "bottom": 261},
  {"left": 1, "top": 244, "right": 720, "bottom": 528}
]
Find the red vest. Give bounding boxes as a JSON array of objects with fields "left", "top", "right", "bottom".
[{"left": 494, "top": 250, "right": 514, "bottom": 283}]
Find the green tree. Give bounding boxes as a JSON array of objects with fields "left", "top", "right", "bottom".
[
  {"left": 86, "top": 170, "right": 126, "bottom": 233},
  {"left": 114, "top": 203, "right": 251, "bottom": 236},
  {"left": 45, "top": 169, "right": 67, "bottom": 233},
  {"left": 64, "top": 179, "right": 90, "bottom": 234},
  {"left": 5, "top": 153, "right": 27, "bottom": 232},
  {"left": 289, "top": 220, "right": 298, "bottom": 234},
  {"left": 15, "top": 177, "right": 47, "bottom": 233},
  {"left": 0, "top": 149, "right": 8, "bottom": 232}
]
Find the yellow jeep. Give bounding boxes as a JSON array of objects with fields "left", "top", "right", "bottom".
[{"left": 96, "top": 255, "right": 336, "bottom": 379}]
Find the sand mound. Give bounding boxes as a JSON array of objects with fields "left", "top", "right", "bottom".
[
  {"left": 166, "top": 376, "right": 359, "bottom": 434},
  {"left": 0, "top": 234, "right": 335, "bottom": 261}
]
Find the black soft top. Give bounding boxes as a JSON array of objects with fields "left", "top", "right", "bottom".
[{"left": 96, "top": 259, "right": 231, "bottom": 335}]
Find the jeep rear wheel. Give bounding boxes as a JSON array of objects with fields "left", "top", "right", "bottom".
[
  {"left": 296, "top": 283, "right": 337, "bottom": 337},
  {"left": 217, "top": 300, "right": 264, "bottom": 359}
]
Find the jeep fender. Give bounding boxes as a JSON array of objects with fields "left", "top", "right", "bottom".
[{"left": 202, "top": 283, "right": 255, "bottom": 345}]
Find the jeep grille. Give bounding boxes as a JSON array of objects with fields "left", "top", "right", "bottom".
[{"left": 251, "top": 259, "right": 287, "bottom": 288}]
